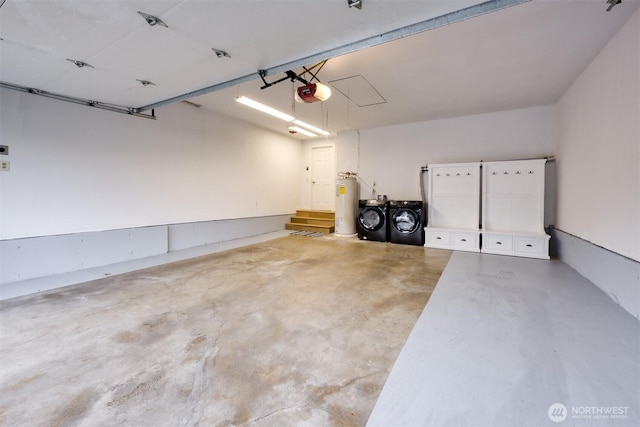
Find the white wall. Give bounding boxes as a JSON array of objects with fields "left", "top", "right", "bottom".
[
  {"left": 0, "top": 89, "right": 302, "bottom": 240},
  {"left": 556, "top": 9, "right": 639, "bottom": 262},
  {"left": 337, "top": 105, "right": 556, "bottom": 223}
]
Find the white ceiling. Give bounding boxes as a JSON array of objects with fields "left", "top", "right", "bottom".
[{"left": 1, "top": 0, "right": 638, "bottom": 138}]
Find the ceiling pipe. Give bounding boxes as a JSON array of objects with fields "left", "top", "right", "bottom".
[{"left": 135, "top": 0, "right": 530, "bottom": 113}]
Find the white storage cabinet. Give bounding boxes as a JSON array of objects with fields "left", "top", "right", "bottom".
[
  {"left": 424, "top": 162, "right": 481, "bottom": 252},
  {"left": 481, "top": 159, "right": 550, "bottom": 259}
]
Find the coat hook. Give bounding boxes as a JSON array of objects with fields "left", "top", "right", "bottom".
[
  {"left": 528, "top": 171, "right": 534, "bottom": 174},
  {"left": 503, "top": 171, "right": 509, "bottom": 174}
]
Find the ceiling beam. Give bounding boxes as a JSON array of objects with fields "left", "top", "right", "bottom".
[{"left": 135, "top": 0, "right": 530, "bottom": 113}]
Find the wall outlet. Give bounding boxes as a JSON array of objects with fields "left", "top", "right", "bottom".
[{"left": 1, "top": 161, "right": 10, "bottom": 171}]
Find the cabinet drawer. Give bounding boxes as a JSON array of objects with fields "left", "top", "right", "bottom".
[
  {"left": 426, "top": 230, "right": 450, "bottom": 245},
  {"left": 484, "top": 235, "right": 513, "bottom": 251},
  {"left": 515, "top": 237, "right": 546, "bottom": 255},
  {"left": 452, "top": 232, "right": 477, "bottom": 249}
]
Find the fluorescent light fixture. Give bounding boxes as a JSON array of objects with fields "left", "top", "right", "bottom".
[
  {"left": 236, "top": 96, "right": 331, "bottom": 138},
  {"left": 288, "top": 126, "right": 317, "bottom": 137},
  {"left": 236, "top": 96, "right": 294, "bottom": 122},
  {"left": 293, "top": 120, "right": 331, "bottom": 136}
]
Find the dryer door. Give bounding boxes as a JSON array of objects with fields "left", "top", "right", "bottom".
[
  {"left": 392, "top": 209, "right": 420, "bottom": 234},
  {"left": 359, "top": 207, "right": 385, "bottom": 231}
]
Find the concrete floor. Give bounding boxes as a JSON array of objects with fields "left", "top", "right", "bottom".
[
  {"left": 368, "top": 252, "right": 640, "bottom": 427},
  {"left": 0, "top": 235, "right": 451, "bottom": 426}
]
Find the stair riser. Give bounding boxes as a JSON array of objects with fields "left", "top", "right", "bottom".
[
  {"left": 296, "top": 210, "right": 335, "bottom": 220},
  {"left": 285, "top": 223, "right": 334, "bottom": 234},
  {"left": 290, "top": 218, "right": 334, "bottom": 226}
]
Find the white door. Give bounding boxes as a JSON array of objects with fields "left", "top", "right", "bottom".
[{"left": 311, "top": 145, "right": 334, "bottom": 211}]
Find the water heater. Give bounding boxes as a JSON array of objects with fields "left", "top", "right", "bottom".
[{"left": 335, "top": 173, "right": 359, "bottom": 236}]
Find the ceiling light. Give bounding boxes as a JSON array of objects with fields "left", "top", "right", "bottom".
[
  {"left": 236, "top": 96, "right": 329, "bottom": 138},
  {"left": 288, "top": 126, "right": 317, "bottom": 137},
  {"left": 137, "top": 11, "right": 168, "bottom": 27},
  {"left": 347, "top": 0, "right": 362, "bottom": 10},
  {"left": 292, "top": 120, "right": 331, "bottom": 136},
  {"left": 236, "top": 96, "right": 295, "bottom": 122},
  {"left": 294, "top": 83, "right": 332, "bottom": 103},
  {"left": 212, "top": 48, "right": 231, "bottom": 59},
  {"left": 66, "top": 59, "right": 93, "bottom": 68}
]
